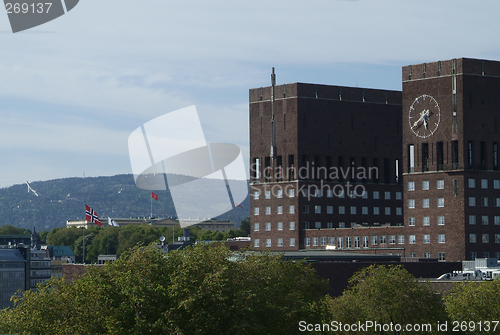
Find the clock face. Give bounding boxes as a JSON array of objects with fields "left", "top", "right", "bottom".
[{"left": 409, "top": 94, "right": 441, "bottom": 138}]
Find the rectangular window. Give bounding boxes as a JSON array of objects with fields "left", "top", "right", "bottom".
[
  {"left": 470, "top": 252, "right": 477, "bottom": 260},
  {"left": 385, "top": 191, "right": 391, "bottom": 200},
  {"left": 254, "top": 223, "right": 260, "bottom": 231},
  {"left": 494, "top": 143, "right": 498, "bottom": 170},
  {"left": 468, "top": 141, "right": 473, "bottom": 168},
  {"left": 265, "top": 190, "right": 271, "bottom": 199},
  {"left": 437, "top": 180, "right": 444, "bottom": 189},
  {"left": 495, "top": 234, "right": 500, "bottom": 244},
  {"left": 409, "top": 235, "right": 416, "bottom": 244},
  {"left": 289, "top": 222, "right": 295, "bottom": 230},
  {"left": 289, "top": 205, "right": 295, "bottom": 214},
  {"left": 423, "top": 217, "right": 430, "bottom": 226},
  {"left": 288, "top": 188, "right": 295, "bottom": 197},
  {"left": 396, "top": 192, "right": 402, "bottom": 200},
  {"left": 437, "top": 216, "right": 445, "bottom": 225},
  {"left": 385, "top": 207, "right": 391, "bottom": 215},
  {"left": 438, "top": 234, "right": 445, "bottom": 243},
  {"left": 423, "top": 234, "right": 430, "bottom": 244},
  {"left": 371, "top": 236, "right": 378, "bottom": 245},
  {"left": 362, "top": 207, "right": 368, "bottom": 215},
  {"left": 423, "top": 199, "right": 430, "bottom": 208},
  {"left": 483, "top": 234, "right": 490, "bottom": 243},
  {"left": 423, "top": 252, "right": 431, "bottom": 259},
  {"left": 339, "top": 206, "right": 345, "bottom": 214},
  {"left": 495, "top": 198, "right": 500, "bottom": 207},
  {"left": 312, "top": 237, "right": 319, "bottom": 246},
  {"left": 422, "top": 143, "right": 429, "bottom": 171},
  {"left": 265, "top": 222, "right": 271, "bottom": 231},
  {"left": 327, "top": 222, "right": 333, "bottom": 229},
  {"left": 482, "top": 216, "right": 489, "bottom": 225},
  {"left": 277, "top": 206, "right": 283, "bottom": 214},
  {"left": 409, "top": 144, "right": 415, "bottom": 172},
  {"left": 277, "top": 189, "right": 283, "bottom": 198},
  {"left": 363, "top": 236, "right": 369, "bottom": 248},
  {"left": 315, "top": 222, "right": 321, "bottom": 229},
  {"left": 422, "top": 181, "right": 429, "bottom": 190},
  {"left": 362, "top": 191, "right": 368, "bottom": 199},
  {"left": 495, "top": 180, "right": 500, "bottom": 189},
  {"left": 327, "top": 206, "right": 333, "bottom": 214},
  {"left": 482, "top": 197, "right": 488, "bottom": 207},
  {"left": 253, "top": 191, "right": 260, "bottom": 199},
  {"left": 303, "top": 221, "right": 310, "bottom": 229},
  {"left": 326, "top": 190, "right": 333, "bottom": 198},
  {"left": 495, "top": 216, "right": 500, "bottom": 225},
  {"left": 339, "top": 222, "right": 345, "bottom": 228},
  {"left": 373, "top": 207, "right": 380, "bottom": 215},
  {"left": 277, "top": 222, "right": 283, "bottom": 231},
  {"left": 396, "top": 207, "right": 402, "bottom": 215},
  {"left": 346, "top": 237, "right": 352, "bottom": 248},
  {"left": 389, "top": 235, "right": 396, "bottom": 244},
  {"left": 289, "top": 238, "right": 295, "bottom": 247},
  {"left": 469, "top": 215, "right": 476, "bottom": 225},
  {"left": 437, "top": 141, "right": 444, "bottom": 170},
  {"left": 408, "top": 199, "right": 415, "bottom": 209},
  {"left": 337, "top": 237, "right": 343, "bottom": 249},
  {"left": 398, "top": 235, "right": 405, "bottom": 244},
  {"left": 354, "top": 236, "right": 360, "bottom": 248},
  {"left": 438, "top": 252, "right": 446, "bottom": 261},
  {"left": 373, "top": 191, "right": 379, "bottom": 199},
  {"left": 320, "top": 237, "right": 327, "bottom": 246},
  {"left": 266, "top": 239, "right": 271, "bottom": 248},
  {"left": 305, "top": 238, "right": 310, "bottom": 246},
  {"left": 277, "top": 238, "right": 283, "bottom": 247},
  {"left": 328, "top": 237, "right": 335, "bottom": 245},
  {"left": 254, "top": 239, "right": 260, "bottom": 248},
  {"left": 470, "top": 234, "right": 476, "bottom": 243},
  {"left": 380, "top": 236, "right": 387, "bottom": 244},
  {"left": 437, "top": 198, "right": 444, "bottom": 208},
  {"left": 408, "top": 181, "right": 415, "bottom": 191},
  {"left": 303, "top": 205, "right": 309, "bottom": 214},
  {"left": 408, "top": 217, "right": 415, "bottom": 226},
  {"left": 482, "top": 179, "right": 488, "bottom": 189},
  {"left": 469, "top": 179, "right": 475, "bottom": 188},
  {"left": 315, "top": 205, "right": 321, "bottom": 214},
  {"left": 254, "top": 207, "right": 260, "bottom": 215},
  {"left": 469, "top": 197, "right": 476, "bottom": 206}
]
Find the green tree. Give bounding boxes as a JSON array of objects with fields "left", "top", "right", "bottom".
[
  {"left": 0, "top": 244, "right": 329, "bottom": 335},
  {"left": 329, "top": 265, "right": 448, "bottom": 334},
  {"left": 0, "top": 224, "right": 30, "bottom": 235},
  {"left": 445, "top": 280, "right": 500, "bottom": 325},
  {"left": 239, "top": 216, "right": 250, "bottom": 235}
]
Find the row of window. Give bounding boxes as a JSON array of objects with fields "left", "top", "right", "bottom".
[
  {"left": 408, "top": 216, "right": 445, "bottom": 226},
  {"left": 469, "top": 234, "right": 500, "bottom": 243},
  {"left": 468, "top": 197, "right": 500, "bottom": 207},
  {"left": 253, "top": 205, "right": 403, "bottom": 216},
  {"left": 408, "top": 252, "right": 446, "bottom": 261},
  {"left": 408, "top": 198, "right": 444, "bottom": 208},
  {"left": 253, "top": 189, "right": 403, "bottom": 200},
  {"left": 469, "top": 215, "right": 500, "bottom": 225},
  {"left": 254, "top": 238, "right": 296, "bottom": 248},
  {"left": 408, "top": 180, "right": 445, "bottom": 191},
  {"left": 470, "top": 252, "right": 500, "bottom": 260},
  {"left": 468, "top": 179, "right": 500, "bottom": 189}
]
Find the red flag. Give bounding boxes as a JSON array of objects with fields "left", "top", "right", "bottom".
[
  {"left": 152, "top": 192, "right": 158, "bottom": 201},
  {"left": 85, "top": 205, "right": 102, "bottom": 226}
]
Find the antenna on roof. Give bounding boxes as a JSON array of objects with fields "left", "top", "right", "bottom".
[{"left": 270, "top": 67, "right": 276, "bottom": 160}]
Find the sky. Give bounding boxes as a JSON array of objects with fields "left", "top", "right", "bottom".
[{"left": 1, "top": 0, "right": 500, "bottom": 188}]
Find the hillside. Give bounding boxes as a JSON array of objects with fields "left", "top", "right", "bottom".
[{"left": 0, "top": 174, "right": 250, "bottom": 231}]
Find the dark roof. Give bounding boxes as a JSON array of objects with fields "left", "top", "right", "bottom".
[{"left": 0, "top": 249, "right": 27, "bottom": 262}]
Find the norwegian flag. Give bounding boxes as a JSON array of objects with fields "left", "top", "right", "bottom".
[
  {"left": 152, "top": 192, "right": 158, "bottom": 201},
  {"left": 85, "top": 205, "right": 102, "bottom": 226}
]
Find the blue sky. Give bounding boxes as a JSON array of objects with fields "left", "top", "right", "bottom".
[{"left": 1, "top": 0, "right": 499, "bottom": 188}]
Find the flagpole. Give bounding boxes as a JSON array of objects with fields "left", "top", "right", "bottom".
[{"left": 151, "top": 196, "right": 153, "bottom": 218}]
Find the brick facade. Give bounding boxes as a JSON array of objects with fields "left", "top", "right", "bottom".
[{"left": 250, "top": 58, "right": 500, "bottom": 262}]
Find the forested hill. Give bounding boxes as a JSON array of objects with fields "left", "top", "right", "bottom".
[{"left": 0, "top": 174, "right": 250, "bottom": 231}]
